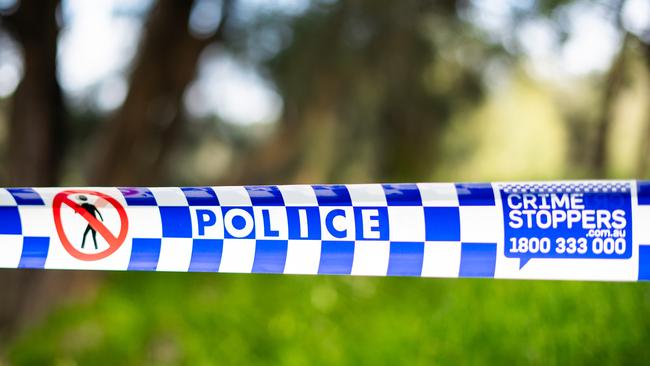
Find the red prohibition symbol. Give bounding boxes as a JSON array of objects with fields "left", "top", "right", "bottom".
[{"left": 53, "top": 190, "right": 129, "bottom": 261}]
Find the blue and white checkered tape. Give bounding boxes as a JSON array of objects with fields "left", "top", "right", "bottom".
[{"left": 1, "top": 181, "right": 650, "bottom": 281}]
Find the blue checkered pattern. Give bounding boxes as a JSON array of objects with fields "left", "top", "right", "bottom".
[
  {"left": 637, "top": 181, "right": 650, "bottom": 281},
  {"left": 115, "top": 183, "right": 499, "bottom": 277},
  {"left": 0, "top": 188, "right": 50, "bottom": 269},
  {"left": 0, "top": 183, "right": 499, "bottom": 278},
  {"left": 0, "top": 181, "right": 644, "bottom": 281}
]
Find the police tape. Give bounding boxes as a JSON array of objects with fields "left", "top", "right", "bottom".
[{"left": 1, "top": 181, "right": 650, "bottom": 281}]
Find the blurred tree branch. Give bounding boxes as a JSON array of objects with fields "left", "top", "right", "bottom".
[
  {"left": 590, "top": 33, "right": 629, "bottom": 178},
  {"left": 229, "top": 0, "right": 483, "bottom": 185},
  {"left": 91, "top": 0, "right": 232, "bottom": 186},
  {"left": 589, "top": 0, "right": 627, "bottom": 177},
  {"left": 635, "top": 35, "right": 650, "bottom": 177}
]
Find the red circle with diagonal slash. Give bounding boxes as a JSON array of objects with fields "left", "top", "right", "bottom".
[{"left": 53, "top": 190, "right": 129, "bottom": 261}]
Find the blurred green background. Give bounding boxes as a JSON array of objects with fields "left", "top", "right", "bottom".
[{"left": 1, "top": 0, "right": 650, "bottom": 364}]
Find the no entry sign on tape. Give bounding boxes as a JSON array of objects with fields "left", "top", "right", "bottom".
[
  {"left": 53, "top": 189, "right": 129, "bottom": 261},
  {"left": 2, "top": 181, "right": 650, "bottom": 281}
]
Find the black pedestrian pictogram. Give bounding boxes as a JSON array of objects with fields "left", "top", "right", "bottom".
[
  {"left": 77, "top": 195, "right": 104, "bottom": 249},
  {"left": 54, "top": 190, "right": 129, "bottom": 261}
]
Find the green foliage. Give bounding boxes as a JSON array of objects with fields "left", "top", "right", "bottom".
[{"left": 8, "top": 272, "right": 650, "bottom": 365}]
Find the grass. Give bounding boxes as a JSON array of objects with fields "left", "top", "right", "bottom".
[{"left": 7, "top": 272, "right": 650, "bottom": 365}]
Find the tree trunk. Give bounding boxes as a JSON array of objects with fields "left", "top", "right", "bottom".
[
  {"left": 0, "top": 0, "right": 78, "bottom": 342},
  {"left": 635, "top": 36, "right": 650, "bottom": 177},
  {"left": 590, "top": 2, "right": 627, "bottom": 178},
  {"left": 4, "top": 0, "right": 64, "bottom": 186}
]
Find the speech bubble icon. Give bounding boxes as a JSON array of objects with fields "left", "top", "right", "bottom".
[
  {"left": 519, "top": 256, "right": 532, "bottom": 269},
  {"left": 503, "top": 246, "right": 537, "bottom": 269}
]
